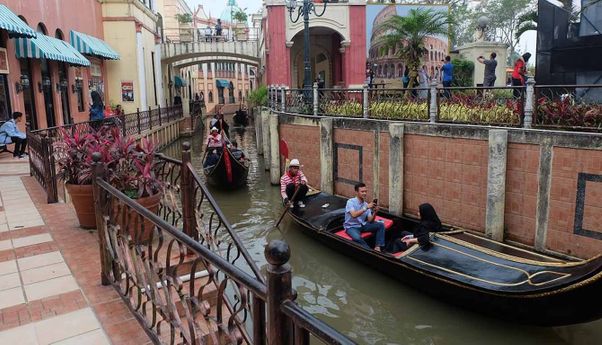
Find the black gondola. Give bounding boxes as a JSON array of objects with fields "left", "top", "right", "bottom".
[
  {"left": 285, "top": 192, "right": 602, "bottom": 326},
  {"left": 233, "top": 108, "right": 249, "bottom": 126},
  {"left": 203, "top": 147, "right": 249, "bottom": 189}
]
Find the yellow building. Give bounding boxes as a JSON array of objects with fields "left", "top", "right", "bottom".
[{"left": 102, "top": 0, "right": 164, "bottom": 113}]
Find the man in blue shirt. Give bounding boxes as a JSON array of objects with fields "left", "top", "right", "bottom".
[
  {"left": 441, "top": 56, "right": 453, "bottom": 99},
  {"left": 344, "top": 182, "right": 385, "bottom": 251},
  {"left": 0, "top": 112, "right": 27, "bottom": 158}
]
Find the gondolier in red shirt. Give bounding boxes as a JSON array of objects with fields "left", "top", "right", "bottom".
[{"left": 280, "top": 159, "right": 308, "bottom": 208}]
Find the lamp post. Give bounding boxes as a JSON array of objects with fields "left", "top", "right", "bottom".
[{"left": 285, "top": 0, "right": 329, "bottom": 97}]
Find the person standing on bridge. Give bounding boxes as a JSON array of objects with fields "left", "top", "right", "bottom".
[{"left": 215, "top": 19, "right": 223, "bottom": 39}]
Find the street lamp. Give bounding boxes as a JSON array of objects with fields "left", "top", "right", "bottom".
[{"left": 285, "top": 0, "right": 329, "bottom": 94}]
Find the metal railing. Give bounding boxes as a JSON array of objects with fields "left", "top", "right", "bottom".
[
  {"left": 28, "top": 105, "right": 184, "bottom": 204},
  {"left": 268, "top": 79, "right": 602, "bottom": 132},
  {"left": 91, "top": 144, "right": 355, "bottom": 345}
]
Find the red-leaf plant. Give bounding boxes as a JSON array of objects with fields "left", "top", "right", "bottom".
[{"left": 55, "top": 125, "right": 164, "bottom": 198}]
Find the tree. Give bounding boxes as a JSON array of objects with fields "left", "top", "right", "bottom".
[
  {"left": 378, "top": 8, "right": 450, "bottom": 89},
  {"left": 232, "top": 9, "right": 248, "bottom": 23},
  {"left": 175, "top": 13, "right": 192, "bottom": 24}
]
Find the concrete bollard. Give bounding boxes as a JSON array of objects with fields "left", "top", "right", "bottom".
[
  {"left": 429, "top": 81, "right": 438, "bottom": 123},
  {"left": 523, "top": 77, "right": 535, "bottom": 129},
  {"left": 363, "top": 84, "right": 369, "bottom": 118},
  {"left": 313, "top": 82, "right": 319, "bottom": 116},
  {"left": 261, "top": 109, "right": 271, "bottom": 170}
]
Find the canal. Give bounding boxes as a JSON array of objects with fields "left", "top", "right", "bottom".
[{"left": 163, "top": 121, "right": 602, "bottom": 345}]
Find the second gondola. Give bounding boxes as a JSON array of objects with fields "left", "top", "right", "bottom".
[{"left": 203, "top": 147, "right": 249, "bottom": 189}]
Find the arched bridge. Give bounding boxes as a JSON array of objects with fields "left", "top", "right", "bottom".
[{"left": 161, "top": 41, "right": 260, "bottom": 66}]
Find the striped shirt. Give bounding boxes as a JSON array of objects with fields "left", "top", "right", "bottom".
[{"left": 280, "top": 171, "right": 308, "bottom": 199}]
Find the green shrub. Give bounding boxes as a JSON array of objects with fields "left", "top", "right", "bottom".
[
  {"left": 248, "top": 85, "right": 268, "bottom": 108},
  {"left": 452, "top": 58, "right": 474, "bottom": 87}
]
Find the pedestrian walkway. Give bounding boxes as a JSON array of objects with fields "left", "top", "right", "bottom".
[{"left": 0, "top": 175, "right": 152, "bottom": 344}]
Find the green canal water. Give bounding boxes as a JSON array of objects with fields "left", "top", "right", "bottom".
[{"left": 162, "top": 123, "right": 602, "bottom": 345}]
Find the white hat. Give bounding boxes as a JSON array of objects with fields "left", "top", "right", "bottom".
[
  {"left": 210, "top": 127, "right": 218, "bottom": 132},
  {"left": 289, "top": 159, "right": 300, "bottom": 167}
]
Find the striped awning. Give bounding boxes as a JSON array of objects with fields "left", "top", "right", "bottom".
[
  {"left": 14, "top": 34, "right": 90, "bottom": 66},
  {"left": 0, "top": 4, "right": 36, "bottom": 38},
  {"left": 70, "top": 30, "right": 119, "bottom": 60},
  {"left": 216, "top": 79, "right": 230, "bottom": 88}
]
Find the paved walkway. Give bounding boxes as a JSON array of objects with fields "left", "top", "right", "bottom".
[{"left": 0, "top": 168, "right": 152, "bottom": 344}]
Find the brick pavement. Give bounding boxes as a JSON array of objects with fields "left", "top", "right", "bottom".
[{"left": 0, "top": 173, "right": 152, "bottom": 344}]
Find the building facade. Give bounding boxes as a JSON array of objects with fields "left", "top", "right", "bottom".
[{"left": 1, "top": 0, "right": 115, "bottom": 129}]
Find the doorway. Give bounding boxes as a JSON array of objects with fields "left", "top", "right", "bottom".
[{"left": 40, "top": 58, "right": 56, "bottom": 127}]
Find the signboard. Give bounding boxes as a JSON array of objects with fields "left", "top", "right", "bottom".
[
  {"left": 121, "top": 81, "right": 134, "bottom": 102},
  {"left": 0, "top": 48, "right": 9, "bottom": 74}
]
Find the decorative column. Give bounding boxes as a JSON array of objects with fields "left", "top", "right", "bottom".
[
  {"left": 319, "top": 118, "right": 333, "bottom": 194},
  {"left": 388, "top": 124, "right": 404, "bottom": 216},
  {"left": 136, "top": 22, "right": 148, "bottom": 110},
  {"left": 154, "top": 35, "right": 165, "bottom": 107},
  {"left": 269, "top": 113, "right": 280, "bottom": 185},
  {"left": 485, "top": 129, "right": 508, "bottom": 241}
]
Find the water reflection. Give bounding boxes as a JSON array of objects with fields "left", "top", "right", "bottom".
[{"left": 162, "top": 122, "right": 602, "bottom": 345}]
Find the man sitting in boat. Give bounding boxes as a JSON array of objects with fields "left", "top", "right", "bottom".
[
  {"left": 207, "top": 127, "right": 223, "bottom": 150},
  {"left": 344, "top": 183, "right": 385, "bottom": 252},
  {"left": 280, "top": 159, "right": 308, "bottom": 208}
]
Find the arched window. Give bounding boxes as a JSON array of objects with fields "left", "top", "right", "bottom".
[
  {"left": 208, "top": 91, "right": 213, "bottom": 103},
  {"left": 18, "top": 15, "right": 28, "bottom": 24},
  {"left": 36, "top": 23, "right": 48, "bottom": 35},
  {"left": 238, "top": 90, "right": 242, "bottom": 101},
  {"left": 55, "top": 29, "right": 64, "bottom": 40}
]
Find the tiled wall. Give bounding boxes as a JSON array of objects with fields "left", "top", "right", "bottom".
[
  {"left": 404, "top": 135, "right": 488, "bottom": 232},
  {"left": 504, "top": 144, "right": 540, "bottom": 245},
  {"left": 277, "top": 118, "right": 602, "bottom": 258}
]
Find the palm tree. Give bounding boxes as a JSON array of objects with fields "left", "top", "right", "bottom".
[{"left": 377, "top": 8, "right": 450, "bottom": 89}]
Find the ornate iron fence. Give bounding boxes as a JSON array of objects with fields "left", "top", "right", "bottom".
[
  {"left": 268, "top": 81, "right": 602, "bottom": 132},
  {"left": 91, "top": 145, "right": 355, "bottom": 345}
]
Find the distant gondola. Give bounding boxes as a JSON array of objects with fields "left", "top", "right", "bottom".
[
  {"left": 284, "top": 192, "right": 602, "bottom": 326},
  {"left": 203, "top": 147, "right": 249, "bottom": 189},
  {"left": 233, "top": 108, "right": 249, "bottom": 127}
]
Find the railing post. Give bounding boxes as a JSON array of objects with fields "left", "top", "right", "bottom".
[
  {"left": 280, "top": 86, "right": 286, "bottom": 113},
  {"left": 91, "top": 152, "right": 110, "bottom": 286},
  {"left": 40, "top": 133, "right": 58, "bottom": 203},
  {"left": 265, "top": 240, "right": 293, "bottom": 345},
  {"left": 120, "top": 114, "right": 126, "bottom": 135},
  {"left": 313, "top": 82, "right": 319, "bottom": 116},
  {"left": 158, "top": 104, "right": 162, "bottom": 126},
  {"left": 429, "top": 81, "right": 439, "bottom": 123},
  {"left": 149, "top": 106, "right": 153, "bottom": 130},
  {"left": 136, "top": 108, "right": 141, "bottom": 134},
  {"left": 180, "top": 142, "right": 198, "bottom": 241},
  {"left": 523, "top": 77, "right": 535, "bottom": 129},
  {"left": 363, "top": 84, "right": 369, "bottom": 118}
]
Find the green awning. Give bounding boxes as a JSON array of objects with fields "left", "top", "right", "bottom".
[
  {"left": 216, "top": 79, "right": 230, "bottom": 88},
  {"left": 14, "top": 34, "right": 90, "bottom": 66},
  {"left": 174, "top": 76, "right": 186, "bottom": 87},
  {"left": 0, "top": 4, "right": 36, "bottom": 38},
  {"left": 70, "top": 30, "right": 120, "bottom": 60}
]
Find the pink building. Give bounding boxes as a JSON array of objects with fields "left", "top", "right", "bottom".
[
  {"left": 0, "top": 0, "right": 118, "bottom": 130},
  {"left": 262, "top": 1, "right": 367, "bottom": 88}
]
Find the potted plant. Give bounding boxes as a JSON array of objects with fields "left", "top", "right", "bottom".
[
  {"left": 109, "top": 135, "right": 164, "bottom": 243},
  {"left": 54, "top": 126, "right": 114, "bottom": 228}
]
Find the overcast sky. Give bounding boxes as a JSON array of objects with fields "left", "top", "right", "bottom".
[{"left": 186, "top": 0, "right": 263, "bottom": 19}]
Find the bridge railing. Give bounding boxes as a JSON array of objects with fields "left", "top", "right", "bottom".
[
  {"left": 162, "top": 41, "right": 259, "bottom": 60},
  {"left": 269, "top": 79, "right": 602, "bottom": 132},
  {"left": 91, "top": 143, "right": 356, "bottom": 345}
]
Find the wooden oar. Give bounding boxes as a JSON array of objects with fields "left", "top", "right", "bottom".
[{"left": 275, "top": 184, "right": 302, "bottom": 228}]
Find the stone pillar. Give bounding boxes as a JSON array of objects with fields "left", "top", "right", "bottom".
[
  {"left": 362, "top": 84, "right": 369, "bottom": 118},
  {"left": 319, "top": 118, "right": 333, "bottom": 194},
  {"left": 523, "top": 77, "right": 535, "bottom": 129},
  {"left": 255, "top": 107, "right": 264, "bottom": 155},
  {"left": 534, "top": 139, "right": 553, "bottom": 251},
  {"left": 485, "top": 129, "right": 508, "bottom": 241},
  {"left": 154, "top": 41, "right": 165, "bottom": 107},
  {"left": 388, "top": 124, "right": 404, "bottom": 216},
  {"left": 429, "top": 81, "right": 438, "bottom": 123},
  {"left": 372, "top": 130, "right": 381, "bottom": 202},
  {"left": 262, "top": 109, "right": 271, "bottom": 170},
  {"left": 136, "top": 23, "right": 148, "bottom": 110},
  {"left": 269, "top": 113, "right": 280, "bottom": 185},
  {"left": 313, "top": 82, "right": 319, "bottom": 116}
]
